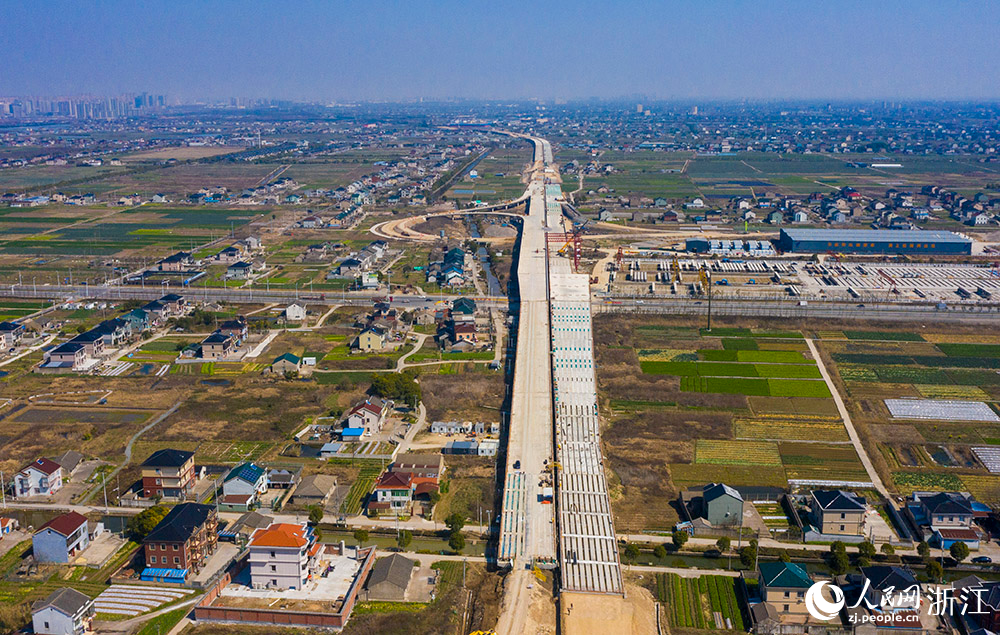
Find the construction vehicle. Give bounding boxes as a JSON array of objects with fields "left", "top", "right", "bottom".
[
  {"left": 532, "top": 565, "right": 547, "bottom": 582},
  {"left": 670, "top": 255, "right": 682, "bottom": 283}
]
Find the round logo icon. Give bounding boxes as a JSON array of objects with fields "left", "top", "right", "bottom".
[{"left": 805, "top": 581, "right": 845, "bottom": 621}]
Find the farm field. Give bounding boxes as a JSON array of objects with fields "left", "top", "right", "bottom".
[
  {"left": 445, "top": 144, "right": 532, "bottom": 203},
  {"left": 817, "top": 328, "right": 1000, "bottom": 506},
  {"left": 596, "top": 316, "right": 854, "bottom": 531},
  {"left": 652, "top": 573, "right": 745, "bottom": 631}
]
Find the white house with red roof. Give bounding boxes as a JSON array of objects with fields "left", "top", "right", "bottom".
[
  {"left": 248, "top": 522, "right": 320, "bottom": 590},
  {"left": 368, "top": 471, "right": 415, "bottom": 517},
  {"left": 346, "top": 398, "right": 392, "bottom": 434},
  {"left": 14, "top": 458, "right": 63, "bottom": 498}
]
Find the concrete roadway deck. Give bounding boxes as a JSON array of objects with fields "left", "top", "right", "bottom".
[{"left": 498, "top": 176, "right": 557, "bottom": 567}]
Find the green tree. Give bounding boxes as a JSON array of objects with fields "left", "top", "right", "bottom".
[
  {"left": 671, "top": 531, "right": 688, "bottom": 550},
  {"left": 448, "top": 531, "right": 465, "bottom": 552},
  {"left": 950, "top": 541, "right": 970, "bottom": 563},
  {"left": 445, "top": 512, "right": 466, "bottom": 534},
  {"left": 307, "top": 505, "right": 324, "bottom": 525},
  {"left": 880, "top": 543, "right": 895, "bottom": 557},
  {"left": 779, "top": 550, "right": 791, "bottom": 563},
  {"left": 830, "top": 541, "right": 847, "bottom": 556},
  {"left": 716, "top": 537, "right": 731, "bottom": 553},
  {"left": 739, "top": 544, "right": 757, "bottom": 569},
  {"left": 126, "top": 505, "right": 169, "bottom": 541},
  {"left": 428, "top": 490, "right": 441, "bottom": 506},
  {"left": 653, "top": 545, "right": 667, "bottom": 559},
  {"left": 623, "top": 543, "right": 640, "bottom": 564},
  {"left": 857, "top": 556, "right": 871, "bottom": 569},
  {"left": 858, "top": 541, "right": 877, "bottom": 559},
  {"left": 830, "top": 550, "right": 851, "bottom": 575},
  {"left": 917, "top": 541, "right": 931, "bottom": 558},
  {"left": 925, "top": 559, "right": 944, "bottom": 582},
  {"left": 397, "top": 530, "right": 412, "bottom": 550},
  {"left": 353, "top": 529, "right": 369, "bottom": 546},
  {"left": 370, "top": 372, "right": 422, "bottom": 404}
]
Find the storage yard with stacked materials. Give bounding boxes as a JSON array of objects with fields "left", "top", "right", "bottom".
[{"left": 609, "top": 255, "right": 1000, "bottom": 305}]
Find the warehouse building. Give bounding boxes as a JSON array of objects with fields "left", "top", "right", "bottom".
[{"left": 775, "top": 228, "right": 972, "bottom": 255}]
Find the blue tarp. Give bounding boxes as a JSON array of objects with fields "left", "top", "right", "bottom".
[
  {"left": 341, "top": 428, "right": 364, "bottom": 439},
  {"left": 140, "top": 567, "right": 188, "bottom": 583}
]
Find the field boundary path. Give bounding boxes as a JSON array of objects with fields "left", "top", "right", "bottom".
[
  {"left": 805, "top": 338, "right": 889, "bottom": 498},
  {"left": 81, "top": 400, "right": 184, "bottom": 505}
]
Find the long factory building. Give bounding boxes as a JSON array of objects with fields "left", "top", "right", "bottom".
[{"left": 776, "top": 228, "right": 973, "bottom": 255}]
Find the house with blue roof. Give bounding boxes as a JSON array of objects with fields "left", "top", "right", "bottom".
[{"left": 220, "top": 462, "right": 267, "bottom": 511}]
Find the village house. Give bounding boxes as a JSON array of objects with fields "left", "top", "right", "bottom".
[
  {"left": 364, "top": 553, "right": 415, "bottom": 601},
  {"left": 811, "top": 489, "right": 867, "bottom": 536},
  {"left": 268, "top": 352, "right": 301, "bottom": 374},
  {"left": 248, "top": 522, "right": 320, "bottom": 590},
  {"left": 141, "top": 448, "right": 195, "bottom": 500},
  {"left": 368, "top": 471, "right": 415, "bottom": 517},
  {"left": 158, "top": 252, "right": 194, "bottom": 272},
  {"left": 346, "top": 398, "right": 392, "bottom": 434},
  {"left": 758, "top": 561, "right": 813, "bottom": 619},
  {"left": 31, "top": 587, "right": 95, "bottom": 635},
  {"left": 354, "top": 326, "right": 388, "bottom": 352},
  {"left": 285, "top": 303, "right": 306, "bottom": 321},
  {"left": 33, "top": 511, "right": 90, "bottom": 563},
  {"left": 220, "top": 462, "right": 268, "bottom": 510},
  {"left": 217, "top": 316, "right": 249, "bottom": 342},
  {"left": 292, "top": 474, "right": 337, "bottom": 507},
  {"left": 142, "top": 503, "right": 218, "bottom": 582},
  {"left": 701, "top": 482, "right": 743, "bottom": 527},
  {"left": 201, "top": 332, "right": 235, "bottom": 359},
  {"left": 14, "top": 458, "right": 63, "bottom": 498},
  {"left": 226, "top": 261, "right": 254, "bottom": 280},
  {"left": 0, "top": 321, "right": 25, "bottom": 348}
]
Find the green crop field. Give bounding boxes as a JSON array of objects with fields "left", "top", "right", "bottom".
[
  {"left": 654, "top": 573, "right": 744, "bottom": 631},
  {"left": 892, "top": 471, "right": 964, "bottom": 493},
  {"left": 679, "top": 375, "right": 830, "bottom": 397},
  {"left": 937, "top": 343, "right": 1000, "bottom": 358},
  {"left": 700, "top": 349, "right": 808, "bottom": 363},
  {"left": 640, "top": 360, "right": 820, "bottom": 379}
]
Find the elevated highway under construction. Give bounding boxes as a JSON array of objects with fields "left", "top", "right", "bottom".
[{"left": 495, "top": 135, "right": 623, "bottom": 635}]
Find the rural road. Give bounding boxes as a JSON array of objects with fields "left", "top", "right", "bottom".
[
  {"left": 805, "top": 337, "right": 889, "bottom": 499},
  {"left": 80, "top": 400, "right": 184, "bottom": 505}
]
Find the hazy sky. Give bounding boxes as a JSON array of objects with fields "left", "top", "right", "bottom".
[{"left": 3, "top": 0, "right": 999, "bottom": 102}]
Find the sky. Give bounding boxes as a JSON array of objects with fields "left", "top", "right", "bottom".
[{"left": 2, "top": 0, "right": 999, "bottom": 102}]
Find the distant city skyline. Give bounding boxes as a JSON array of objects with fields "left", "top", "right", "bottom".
[{"left": 3, "top": 0, "right": 1000, "bottom": 102}]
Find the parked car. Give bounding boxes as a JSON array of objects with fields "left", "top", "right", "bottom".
[{"left": 973, "top": 556, "right": 993, "bottom": 564}]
